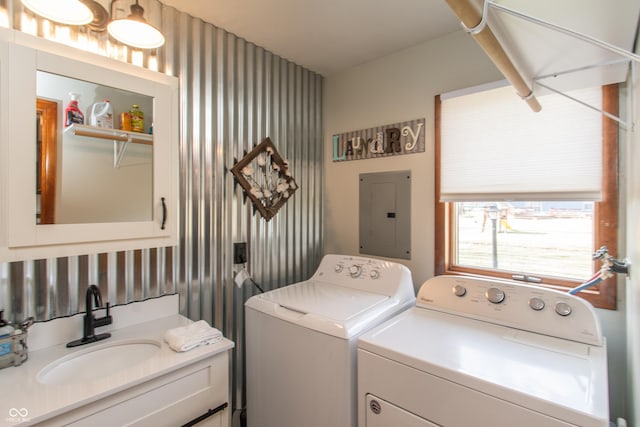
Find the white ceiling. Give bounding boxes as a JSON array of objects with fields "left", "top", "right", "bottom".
[
  {"left": 156, "top": 0, "right": 640, "bottom": 89},
  {"left": 158, "top": 0, "right": 462, "bottom": 76},
  {"left": 489, "top": 0, "right": 640, "bottom": 93}
]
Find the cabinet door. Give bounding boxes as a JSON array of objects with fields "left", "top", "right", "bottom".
[
  {"left": 0, "top": 29, "right": 178, "bottom": 261},
  {"left": 40, "top": 353, "right": 230, "bottom": 427}
]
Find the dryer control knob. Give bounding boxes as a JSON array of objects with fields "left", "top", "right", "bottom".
[
  {"left": 486, "top": 287, "right": 505, "bottom": 304},
  {"left": 529, "top": 297, "right": 545, "bottom": 311},
  {"left": 370, "top": 270, "right": 380, "bottom": 279},
  {"left": 452, "top": 285, "right": 466, "bottom": 297},
  {"left": 335, "top": 264, "right": 344, "bottom": 273},
  {"left": 555, "top": 302, "right": 572, "bottom": 317},
  {"left": 349, "top": 265, "right": 362, "bottom": 278}
]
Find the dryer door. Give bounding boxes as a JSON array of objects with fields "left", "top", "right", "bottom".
[{"left": 366, "top": 394, "right": 440, "bottom": 427}]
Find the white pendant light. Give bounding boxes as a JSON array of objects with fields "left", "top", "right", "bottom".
[
  {"left": 107, "top": 0, "right": 165, "bottom": 49},
  {"left": 21, "top": 0, "right": 94, "bottom": 26}
]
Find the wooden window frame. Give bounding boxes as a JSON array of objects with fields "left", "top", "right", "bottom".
[{"left": 435, "top": 84, "right": 618, "bottom": 310}]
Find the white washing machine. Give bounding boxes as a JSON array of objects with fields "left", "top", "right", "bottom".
[
  {"left": 245, "top": 254, "right": 416, "bottom": 427},
  {"left": 357, "top": 275, "right": 609, "bottom": 427}
]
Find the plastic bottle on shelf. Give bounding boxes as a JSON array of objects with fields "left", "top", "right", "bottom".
[
  {"left": 130, "top": 104, "right": 144, "bottom": 133},
  {"left": 120, "top": 112, "right": 132, "bottom": 131},
  {"left": 89, "top": 100, "right": 114, "bottom": 128},
  {"left": 64, "top": 92, "right": 84, "bottom": 127}
]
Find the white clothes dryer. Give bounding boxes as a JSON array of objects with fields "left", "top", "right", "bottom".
[
  {"left": 245, "top": 254, "right": 416, "bottom": 427},
  {"left": 357, "top": 275, "right": 609, "bottom": 427}
]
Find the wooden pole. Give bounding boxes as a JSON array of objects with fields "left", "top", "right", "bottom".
[{"left": 445, "top": 0, "right": 542, "bottom": 112}]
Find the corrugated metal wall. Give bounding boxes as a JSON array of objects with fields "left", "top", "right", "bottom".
[{"left": 0, "top": 0, "right": 323, "bottom": 413}]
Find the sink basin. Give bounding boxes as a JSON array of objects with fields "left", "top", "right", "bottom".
[{"left": 37, "top": 339, "right": 161, "bottom": 385}]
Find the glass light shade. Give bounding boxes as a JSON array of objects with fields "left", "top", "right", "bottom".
[
  {"left": 107, "top": 18, "right": 165, "bottom": 49},
  {"left": 21, "top": 0, "right": 93, "bottom": 26}
]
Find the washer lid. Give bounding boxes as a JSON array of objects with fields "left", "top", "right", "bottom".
[
  {"left": 246, "top": 280, "right": 410, "bottom": 339},
  {"left": 262, "top": 280, "right": 388, "bottom": 321}
]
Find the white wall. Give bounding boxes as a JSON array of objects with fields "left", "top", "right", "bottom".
[
  {"left": 325, "top": 29, "right": 629, "bottom": 422},
  {"left": 325, "top": 30, "right": 499, "bottom": 287}
]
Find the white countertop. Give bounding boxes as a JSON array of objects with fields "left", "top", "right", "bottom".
[{"left": 0, "top": 297, "right": 234, "bottom": 426}]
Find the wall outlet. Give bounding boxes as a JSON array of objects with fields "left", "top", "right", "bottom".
[{"left": 233, "top": 242, "right": 247, "bottom": 264}]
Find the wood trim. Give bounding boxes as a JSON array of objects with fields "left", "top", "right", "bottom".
[
  {"left": 590, "top": 83, "right": 619, "bottom": 309},
  {"left": 434, "top": 85, "right": 619, "bottom": 310},
  {"left": 434, "top": 95, "right": 447, "bottom": 275},
  {"left": 37, "top": 98, "right": 58, "bottom": 225}
]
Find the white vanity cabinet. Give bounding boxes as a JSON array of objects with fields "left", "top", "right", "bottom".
[
  {"left": 0, "top": 298, "right": 233, "bottom": 427},
  {"left": 36, "top": 351, "right": 231, "bottom": 427},
  {"left": 0, "top": 28, "right": 179, "bottom": 261}
]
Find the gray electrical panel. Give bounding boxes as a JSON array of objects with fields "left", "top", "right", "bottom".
[{"left": 359, "top": 170, "right": 411, "bottom": 260}]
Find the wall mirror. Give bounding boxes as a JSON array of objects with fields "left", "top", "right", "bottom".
[
  {"left": 0, "top": 29, "right": 178, "bottom": 262},
  {"left": 36, "top": 71, "right": 154, "bottom": 225}
]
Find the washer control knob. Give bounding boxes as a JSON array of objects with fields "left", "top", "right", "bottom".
[
  {"left": 452, "top": 285, "right": 467, "bottom": 297},
  {"left": 335, "top": 264, "right": 344, "bottom": 273},
  {"left": 370, "top": 270, "right": 380, "bottom": 279},
  {"left": 528, "top": 297, "right": 545, "bottom": 311},
  {"left": 349, "top": 265, "right": 362, "bottom": 278},
  {"left": 555, "top": 302, "right": 572, "bottom": 317},
  {"left": 486, "top": 287, "right": 505, "bottom": 304}
]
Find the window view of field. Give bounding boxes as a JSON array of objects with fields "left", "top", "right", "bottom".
[{"left": 455, "top": 202, "right": 594, "bottom": 281}]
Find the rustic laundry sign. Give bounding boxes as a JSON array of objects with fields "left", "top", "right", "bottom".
[{"left": 332, "top": 118, "right": 425, "bottom": 162}]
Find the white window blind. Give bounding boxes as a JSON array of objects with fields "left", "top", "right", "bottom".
[{"left": 440, "top": 84, "right": 603, "bottom": 201}]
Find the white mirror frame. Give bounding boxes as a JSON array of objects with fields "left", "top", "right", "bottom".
[{"left": 0, "top": 29, "right": 179, "bottom": 262}]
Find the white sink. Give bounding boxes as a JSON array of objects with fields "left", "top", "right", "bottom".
[{"left": 37, "top": 339, "right": 161, "bottom": 385}]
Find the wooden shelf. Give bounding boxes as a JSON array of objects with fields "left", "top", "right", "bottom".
[
  {"left": 64, "top": 124, "right": 153, "bottom": 145},
  {"left": 64, "top": 124, "right": 153, "bottom": 168}
]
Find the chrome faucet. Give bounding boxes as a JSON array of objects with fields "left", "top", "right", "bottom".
[{"left": 67, "top": 285, "right": 112, "bottom": 348}]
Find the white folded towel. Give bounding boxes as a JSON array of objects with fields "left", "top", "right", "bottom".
[{"left": 164, "top": 320, "right": 223, "bottom": 352}]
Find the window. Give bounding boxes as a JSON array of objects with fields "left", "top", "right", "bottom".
[{"left": 435, "top": 84, "right": 618, "bottom": 309}]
